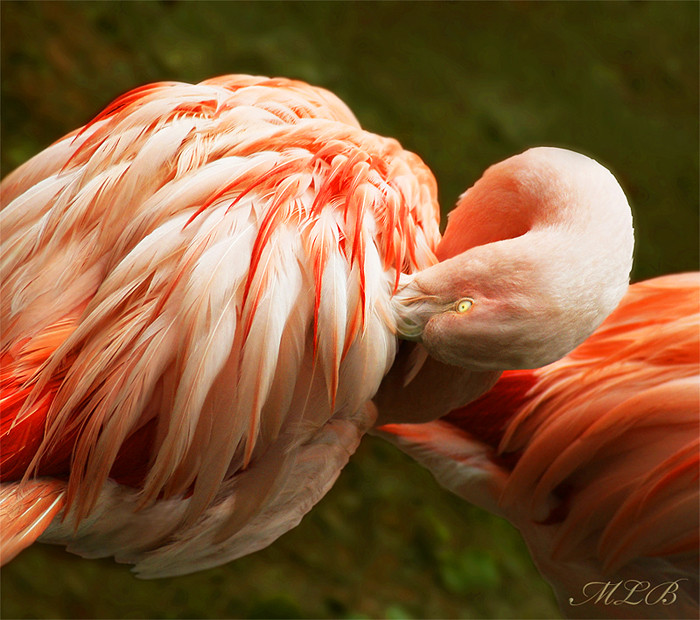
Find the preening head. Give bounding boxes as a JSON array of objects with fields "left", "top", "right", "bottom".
[{"left": 395, "top": 147, "right": 634, "bottom": 371}]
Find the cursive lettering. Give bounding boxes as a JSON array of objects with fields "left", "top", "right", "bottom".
[{"left": 569, "top": 579, "right": 688, "bottom": 608}]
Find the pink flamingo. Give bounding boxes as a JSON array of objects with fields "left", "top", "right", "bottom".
[
  {"left": 0, "top": 75, "right": 633, "bottom": 577},
  {"left": 377, "top": 273, "right": 699, "bottom": 618}
]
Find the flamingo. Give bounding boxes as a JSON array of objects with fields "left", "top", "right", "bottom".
[
  {"left": 0, "top": 75, "right": 633, "bottom": 577},
  {"left": 376, "top": 273, "right": 700, "bottom": 619}
]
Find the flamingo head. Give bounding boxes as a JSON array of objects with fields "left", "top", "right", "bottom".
[{"left": 395, "top": 147, "right": 634, "bottom": 371}]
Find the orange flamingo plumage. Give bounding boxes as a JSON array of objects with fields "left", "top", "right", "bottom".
[
  {"left": 0, "top": 75, "right": 633, "bottom": 577},
  {"left": 377, "top": 273, "right": 700, "bottom": 619}
]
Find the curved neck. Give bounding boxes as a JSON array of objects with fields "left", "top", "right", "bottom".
[
  {"left": 438, "top": 148, "right": 633, "bottom": 266},
  {"left": 437, "top": 174, "right": 535, "bottom": 261}
]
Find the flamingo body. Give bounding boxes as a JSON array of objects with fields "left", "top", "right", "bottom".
[
  {"left": 0, "top": 76, "right": 442, "bottom": 576},
  {"left": 378, "top": 274, "right": 700, "bottom": 618},
  {"left": 0, "top": 75, "right": 634, "bottom": 576}
]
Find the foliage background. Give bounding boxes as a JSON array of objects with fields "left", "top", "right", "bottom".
[{"left": 1, "top": 1, "right": 697, "bottom": 619}]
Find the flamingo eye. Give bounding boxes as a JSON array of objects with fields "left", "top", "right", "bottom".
[{"left": 456, "top": 298, "right": 474, "bottom": 313}]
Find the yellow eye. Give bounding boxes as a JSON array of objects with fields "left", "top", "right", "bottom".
[{"left": 456, "top": 298, "right": 474, "bottom": 313}]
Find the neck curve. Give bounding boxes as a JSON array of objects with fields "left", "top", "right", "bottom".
[{"left": 394, "top": 147, "right": 635, "bottom": 371}]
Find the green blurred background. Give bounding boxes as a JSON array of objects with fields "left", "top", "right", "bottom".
[{"left": 1, "top": 1, "right": 697, "bottom": 619}]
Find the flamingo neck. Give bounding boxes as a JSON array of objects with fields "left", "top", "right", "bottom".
[{"left": 437, "top": 174, "right": 534, "bottom": 261}]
